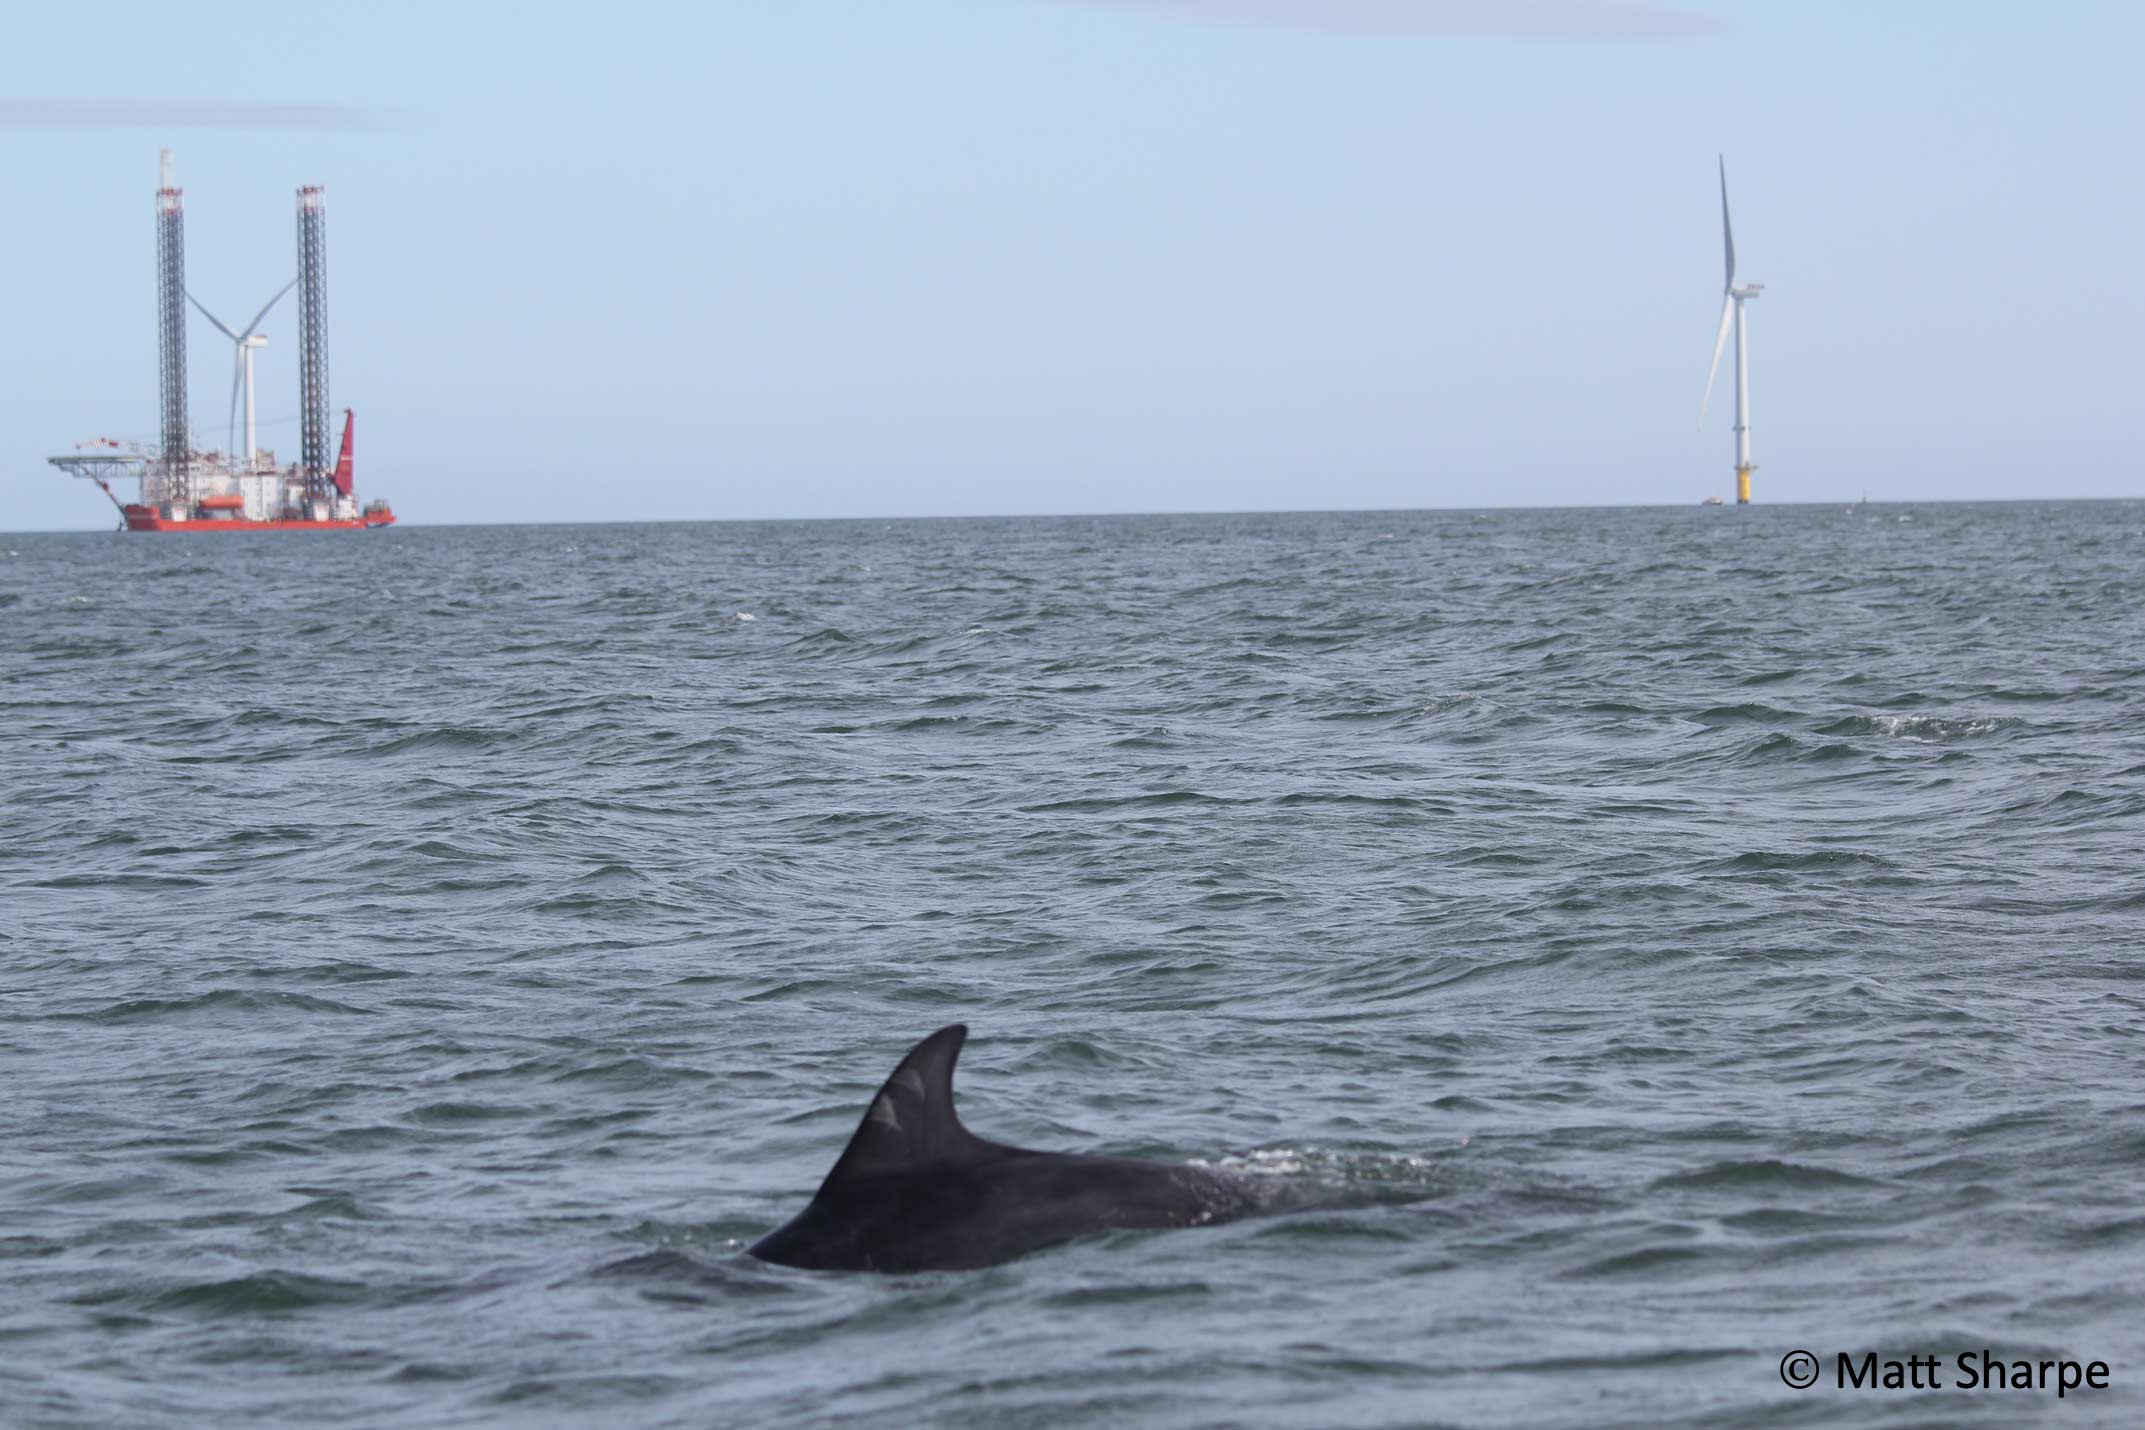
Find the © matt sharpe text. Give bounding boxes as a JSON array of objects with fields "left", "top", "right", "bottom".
[{"left": 1837, "top": 1351, "right": 2109, "bottom": 1398}]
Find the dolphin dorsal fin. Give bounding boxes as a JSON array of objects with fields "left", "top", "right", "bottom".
[{"left": 822, "top": 1024, "right": 989, "bottom": 1184}]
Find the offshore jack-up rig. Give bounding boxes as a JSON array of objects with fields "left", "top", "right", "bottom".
[{"left": 50, "top": 151, "right": 393, "bottom": 531}]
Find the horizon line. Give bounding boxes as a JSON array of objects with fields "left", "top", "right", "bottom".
[{"left": 8, "top": 493, "right": 2139, "bottom": 536}]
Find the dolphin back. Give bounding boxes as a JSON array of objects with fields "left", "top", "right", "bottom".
[{"left": 748, "top": 1024, "right": 1327, "bottom": 1272}]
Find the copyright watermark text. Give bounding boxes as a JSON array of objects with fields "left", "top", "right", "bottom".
[{"left": 1780, "top": 1349, "right": 2111, "bottom": 1399}]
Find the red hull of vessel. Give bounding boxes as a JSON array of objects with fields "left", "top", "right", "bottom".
[
  {"left": 122, "top": 507, "right": 394, "bottom": 532},
  {"left": 121, "top": 517, "right": 395, "bottom": 531}
]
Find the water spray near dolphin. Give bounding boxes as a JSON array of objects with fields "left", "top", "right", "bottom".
[{"left": 749, "top": 1024, "right": 1351, "bottom": 1272}]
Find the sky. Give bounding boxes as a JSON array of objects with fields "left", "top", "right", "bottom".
[{"left": 1, "top": 0, "right": 2139, "bottom": 529}]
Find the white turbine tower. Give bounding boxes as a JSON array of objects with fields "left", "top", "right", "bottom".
[
  {"left": 1700, "top": 157, "right": 1764, "bottom": 504},
  {"left": 188, "top": 280, "right": 296, "bottom": 472}
]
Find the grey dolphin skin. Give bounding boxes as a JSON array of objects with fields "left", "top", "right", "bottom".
[{"left": 749, "top": 1024, "right": 1320, "bottom": 1272}]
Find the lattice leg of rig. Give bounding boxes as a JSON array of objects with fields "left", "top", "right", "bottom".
[
  {"left": 157, "top": 157, "right": 190, "bottom": 509},
  {"left": 297, "top": 185, "right": 331, "bottom": 511}
]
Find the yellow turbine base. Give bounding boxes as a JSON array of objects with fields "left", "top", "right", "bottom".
[{"left": 1735, "top": 467, "right": 1753, "bottom": 505}]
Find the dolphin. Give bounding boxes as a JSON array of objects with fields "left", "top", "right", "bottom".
[{"left": 749, "top": 1024, "right": 1324, "bottom": 1272}]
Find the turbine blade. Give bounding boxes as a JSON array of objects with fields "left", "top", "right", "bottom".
[
  {"left": 1719, "top": 155, "right": 1736, "bottom": 291},
  {"left": 187, "top": 290, "right": 239, "bottom": 342},
  {"left": 1700, "top": 294, "right": 1734, "bottom": 428},
  {"left": 229, "top": 349, "right": 243, "bottom": 459},
  {"left": 238, "top": 277, "right": 298, "bottom": 341}
]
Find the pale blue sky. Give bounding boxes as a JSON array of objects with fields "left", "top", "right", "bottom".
[{"left": 3, "top": 1, "right": 2139, "bottom": 529}]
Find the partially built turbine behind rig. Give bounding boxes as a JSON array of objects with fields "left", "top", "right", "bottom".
[{"left": 50, "top": 151, "right": 394, "bottom": 531}]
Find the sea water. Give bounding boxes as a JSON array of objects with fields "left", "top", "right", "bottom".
[{"left": 3, "top": 503, "right": 2141, "bottom": 1427}]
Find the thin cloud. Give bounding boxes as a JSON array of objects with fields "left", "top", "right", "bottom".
[
  {"left": 0, "top": 98, "right": 391, "bottom": 132},
  {"left": 1056, "top": 0, "right": 1720, "bottom": 40}
]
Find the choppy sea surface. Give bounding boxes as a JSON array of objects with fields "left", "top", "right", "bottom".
[{"left": 3, "top": 503, "right": 2143, "bottom": 1428}]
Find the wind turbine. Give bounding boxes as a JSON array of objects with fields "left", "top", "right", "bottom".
[
  {"left": 1700, "top": 157, "right": 1764, "bottom": 504},
  {"left": 188, "top": 279, "right": 296, "bottom": 471}
]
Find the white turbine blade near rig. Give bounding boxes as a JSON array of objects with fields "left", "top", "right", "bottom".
[
  {"left": 188, "top": 277, "right": 296, "bottom": 469},
  {"left": 1700, "top": 156, "right": 1763, "bottom": 505}
]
